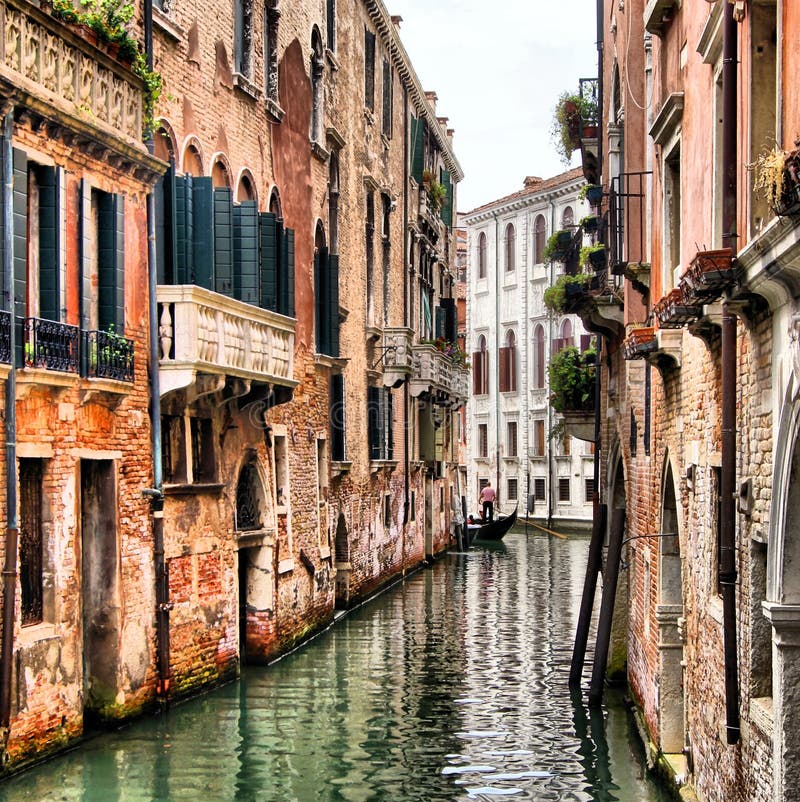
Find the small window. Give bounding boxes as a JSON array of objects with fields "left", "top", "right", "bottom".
[
  {"left": 534, "top": 214, "right": 546, "bottom": 264},
  {"left": 534, "top": 477, "right": 546, "bottom": 501},
  {"left": 274, "top": 432, "right": 289, "bottom": 509},
  {"left": 190, "top": 417, "right": 216, "bottom": 483},
  {"left": 478, "top": 423, "right": 488, "bottom": 458},
  {"left": 410, "top": 490, "right": 416, "bottom": 522},
  {"left": 364, "top": 28, "right": 376, "bottom": 112},
  {"left": 478, "top": 232, "right": 487, "bottom": 279},
  {"left": 507, "top": 478, "right": 518, "bottom": 501},
  {"left": 382, "top": 59, "right": 393, "bottom": 137},
  {"left": 326, "top": 0, "right": 336, "bottom": 51},
  {"left": 533, "top": 420, "right": 545, "bottom": 457},
  {"left": 504, "top": 223, "right": 516, "bottom": 272},
  {"left": 558, "top": 477, "right": 571, "bottom": 502},
  {"left": 506, "top": 421, "right": 518, "bottom": 457},
  {"left": 584, "top": 477, "right": 595, "bottom": 503},
  {"left": 383, "top": 493, "right": 392, "bottom": 528}
]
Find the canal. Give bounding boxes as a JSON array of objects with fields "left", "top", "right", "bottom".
[{"left": 0, "top": 529, "right": 673, "bottom": 801}]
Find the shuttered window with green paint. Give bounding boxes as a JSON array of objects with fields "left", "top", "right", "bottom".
[
  {"left": 233, "top": 200, "right": 259, "bottom": 304},
  {"left": 214, "top": 187, "right": 234, "bottom": 297},
  {"left": 13, "top": 149, "right": 28, "bottom": 366},
  {"left": 97, "top": 192, "right": 125, "bottom": 331},
  {"left": 192, "top": 177, "right": 215, "bottom": 290}
]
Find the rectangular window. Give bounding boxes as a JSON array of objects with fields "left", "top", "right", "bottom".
[
  {"left": 382, "top": 59, "right": 393, "bottom": 137},
  {"left": 507, "top": 477, "right": 518, "bottom": 501},
  {"left": 330, "top": 373, "right": 346, "bottom": 462},
  {"left": 317, "top": 437, "right": 329, "bottom": 501},
  {"left": 534, "top": 477, "right": 546, "bottom": 501},
  {"left": 498, "top": 346, "right": 517, "bottom": 392},
  {"left": 264, "top": 4, "right": 279, "bottom": 103},
  {"left": 478, "top": 423, "right": 488, "bottom": 458},
  {"left": 558, "top": 477, "right": 571, "bottom": 502},
  {"left": 383, "top": 493, "right": 392, "bottom": 529},
  {"left": 367, "top": 385, "right": 393, "bottom": 461},
  {"left": 19, "top": 458, "right": 44, "bottom": 627},
  {"left": 274, "top": 432, "right": 288, "bottom": 508},
  {"left": 533, "top": 420, "right": 545, "bottom": 457},
  {"left": 190, "top": 417, "right": 216, "bottom": 483},
  {"left": 364, "top": 28, "right": 376, "bottom": 112},
  {"left": 161, "top": 414, "right": 187, "bottom": 484},
  {"left": 506, "top": 420, "right": 518, "bottom": 457},
  {"left": 665, "top": 147, "right": 681, "bottom": 281},
  {"left": 585, "top": 478, "right": 595, "bottom": 503},
  {"left": 410, "top": 490, "right": 416, "bottom": 522}
]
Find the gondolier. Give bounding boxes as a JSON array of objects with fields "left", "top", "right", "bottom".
[{"left": 480, "top": 483, "right": 496, "bottom": 522}]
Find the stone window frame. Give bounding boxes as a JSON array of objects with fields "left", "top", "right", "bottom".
[{"left": 263, "top": 1, "right": 283, "bottom": 122}]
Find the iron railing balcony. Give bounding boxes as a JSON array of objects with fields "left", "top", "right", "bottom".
[
  {"left": 157, "top": 284, "right": 297, "bottom": 399},
  {"left": 608, "top": 171, "right": 652, "bottom": 286},
  {"left": 83, "top": 329, "right": 135, "bottom": 382},
  {"left": 24, "top": 317, "right": 80, "bottom": 373}
]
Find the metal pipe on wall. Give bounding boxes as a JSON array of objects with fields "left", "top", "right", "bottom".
[{"left": 0, "top": 108, "right": 18, "bottom": 749}]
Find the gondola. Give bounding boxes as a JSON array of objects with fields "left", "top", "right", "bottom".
[{"left": 468, "top": 506, "right": 518, "bottom": 543}]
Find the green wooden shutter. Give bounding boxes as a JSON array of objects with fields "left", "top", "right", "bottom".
[
  {"left": 327, "top": 253, "right": 339, "bottom": 358},
  {"left": 281, "top": 226, "right": 295, "bottom": 317},
  {"left": 314, "top": 247, "right": 323, "bottom": 352},
  {"left": 440, "top": 297, "right": 456, "bottom": 342},
  {"left": 259, "top": 211, "right": 277, "bottom": 310},
  {"left": 434, "top": 305, "right": 446, "bottom": 339},
  {"left": 79, "top": 178, "right": 91, "bottom": 331},
  {"left": 37, "top": 165, "right": 59, "bottom": 321},
  {"left": 176, "top": 172, "right": 194, "bottom": 285},
  {"left": 214, "top": 187, "right": 234, "bottom": 296},
  {"left": 411, "top": 116, "right": 425, "bottom": 183},
  {"left": 330, "top": 373, "right": 345, "bottom": 462},
  {"left": 98, "top": 193, "right": 124, "bottom": 330},
  {"left": 367, "top": 385, "right": 379, "bottom": 460},
  {"left": 441, "top": 169, "right": 453, "bottom": 228},
  {"left": 386, "top": 389, "right": 393, "bottom": 460},
  {"left": 156, "top": 162, "right": 179, "bottom": 284},
  {"left": 192, "top": 177, "right": 214, "bottom": 289},
  {"left": 233, "top": 200, "right": 259, "bottom": 304},
  {"left": 12, "top": 149, "right": 27, "bottom": 366}
]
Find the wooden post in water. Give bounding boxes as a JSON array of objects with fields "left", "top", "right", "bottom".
[
  {"left": 588, "top": 507, "right": 626, "bottom": 707},
  {"left": 569, "top": 503, "right": 607, "bottom": 687}
]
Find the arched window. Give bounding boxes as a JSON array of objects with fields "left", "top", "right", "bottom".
[
  {"left": 311, "top": 28, "right": 324, "bottom": 145},
  {"left": 478, "top": 232, "right": 487, "bottom": 279},
  {"left": 561, "top": 319, "right": 573, "bottom": 348},
  {"left": 472, "top": 335, "right": 489, "bottom": 395},
  {"left": 237, "top": 172, "right": 256, "bottom": 203},
  {"left": 212, "top": 158, "right": 231, "bottom": 189},
  {"left": 269, "top": 188, "right": 282, "bottom": 218},
  {"left": 236, "top": 460, "right": 264, "bottom": 531},
  {"left": 562, "top": 205, "right": 574, "bottom": 227},
  {"left": 534, "top": 214, "right": 546, "bottom": 264},
  {"left": 499, "top": 330, "right": 517, "bottom": 393},
  {"left": 183, "top": 143, "right": 203, "bottom": 177},
  {"left": 314, "top": 222, "right": 339, "bottom": 357},
  {"left": 505, "top": 223, "right": 516, "bottom": 272},
  {"left": 533, "top": 324, "right": 545, "bottom": 388},
  {"left": 234, "top": 0, "right": 254, "bottom": 78}
]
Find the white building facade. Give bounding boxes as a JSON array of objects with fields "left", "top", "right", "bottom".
[{"left": 464, "top": 169, "right": 595, "bottom": 525}]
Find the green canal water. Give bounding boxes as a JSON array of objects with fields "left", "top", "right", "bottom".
[{"left": 0, "top": 529, "right": 673, "bottom": 801}]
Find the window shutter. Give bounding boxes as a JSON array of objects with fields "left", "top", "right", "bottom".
[
  {"left": 382, "top": 59, "right": 392, "bottom": 136},
  {"left": 472, "top": 352, "right": 482, "bottom": 395},
  {"left": 580, "top": 334, "right": 592, "bottom": 352},
  {"left": 330, "top": 373, "right": 345, "bottom": 462},
  {"left": 175, "top": 172, "right": 194, "bottom": 285},
  {"left": 13, "top": 149, "right": 27, "bottom": 366},
  {"left": 98, "top": 192, "right": 124, "bottom": 331},
  {"left": 314, "top": 247, "right": 323, "bottom": 352},
  {"left": 551, "top": 337, "right": 563, "bottom": 355},
  {"left": 79, "top": 178, "right": 91, "bottom": 332},
  {"left": 440, "top": 297, "right": 456, "bottom": 342},
  {"left": 364, "top": 28, "right": 376, "bottom": 111},
  {"left": 156, "top": 162, "right": 179, "bottom": 285},
  {"left": 154, "top": 167, "right": 167, "bottom": 284},
  {"left": 233, "top": 200, "right": 259, "bottom": 304},
  {"left": 509, "top": 346, "right": 517, "bottom": 392},
  {"left": 367, "top": 385, "right": 380, "bottom": 460},
  {"left": 499, "top": 346, "right": 509, "bottom": 392},
  {"left": 327, "top": 253, "right": 339, "bottom": 358},
  {"left": 192, "top": 177, "right": 214, "bottom": 289},
  {"left": 434, "top": 305, "right": 446, "bottom": 339},
  {"left": 481, "top": 351, "right": 489, "bottom": 394},
  {"left": 36, "top": 166, "right": 59, "bottom": 321},
  {"left": 386, "top": 389, "right": 393, "bottom": 460},
  {"left": 411, "top": 116, "right": 425, "bottom": 183},
  {"left": 441, "top": 169, "right": 453, "bottom": 228},
  {"left": 282, "top": 226, "right": 295, "bottom": 317},
  {"left": 259, "top": 211, "right": 278, "bottom": 310},
  {"left": 214, "top": 187, "right": 234, "bottom": 296}
]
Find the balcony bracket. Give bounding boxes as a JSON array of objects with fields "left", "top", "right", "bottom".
[{"left": 187, "top": 374, "right": 226, "bottom": 404}]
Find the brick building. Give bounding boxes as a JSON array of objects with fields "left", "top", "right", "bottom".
[
  {"left": 565, "top": 1, "right": 800, "bottom": 799},
  {"left": 0, "top": 0, "right": 464, "bottom": 772}
]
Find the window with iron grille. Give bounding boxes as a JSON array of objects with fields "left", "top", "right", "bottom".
[
  {"left": 20, "top": 459, "right": 44, "bottom": 626},
  {"left": 585, "top": 478, "right": 595, "bottom": 503},
  {"left": 507, "top": 477, "right": 518, "bottom": 501},
  {"left": 534, "top": 477, "right": 546, "bottom": 501},
  {"left": 367, "top": 385, "right": 393, "bottom": 460},
  {"left": 506, "top": 420, "right": 518, "bottom": 457},
  {"left": 477, "top": 423, "right": 488, "bottom": 458},
  {"left": 558, "top": 477, "right": 571, "bottom": 502}
]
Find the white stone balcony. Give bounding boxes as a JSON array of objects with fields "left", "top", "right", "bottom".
[
  {"left": 409, "top": 343, "right": 469, "bottom": 406},
  {"left": 157, "top": 285, "right": 297, "bottom": 399},
  {"left": 381, "top": 327, "right": 414, "bottom": 388}
]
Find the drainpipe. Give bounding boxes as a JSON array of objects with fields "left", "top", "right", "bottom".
[
  {"left": 0, "top": 109, "right": 18, "bottom": 752},
  {"left": 144, "top": 0, "right": 170, "bottom": 705},
  {"left": 402, "top": 86, "right": 410, "bottom": 565},
  {"left": 493, "top": 213, "right": 501, "bottom": 501},
  {"left": 719, "top": 0, "right": 740, "bottom": 745},
  {"left": 546, "top": 199, "right": 556, "bottom": 529}
]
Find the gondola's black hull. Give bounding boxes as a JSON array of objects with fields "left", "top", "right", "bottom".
[{"left": 469, "top": 507, "right": 518, "bottom": 542}]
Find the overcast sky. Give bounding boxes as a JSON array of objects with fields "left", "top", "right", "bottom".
[{"left": 387, "top": 1, "right": 599, "bottom": 214}]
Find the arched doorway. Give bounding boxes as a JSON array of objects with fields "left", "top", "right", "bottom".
[{"left": 657, "top": 457, "right": 685, "bottom": 754}]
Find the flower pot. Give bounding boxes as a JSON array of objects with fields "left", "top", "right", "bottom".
[
  {"left": 586, "top": 185, "right": 603, "bottom": 205},
  {"left": 581, "top": 216, "right": 598, "bottom": 233},
  {"left": 588, "top": 248, "right": 606, "bottom": 270}
]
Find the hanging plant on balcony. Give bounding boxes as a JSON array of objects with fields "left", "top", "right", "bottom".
[
  {"left": 542, "top": 229, "right": 575, "bottom": 263},
  {"left": 543, "top": 272, "right": 596, "bottom": 314},
  {"left": 427, "top": 180, "right": 448, "bottom": 213},
  {"left": 749, "top": 145, "right": 800, "bottom": 216},
  {"left": 579, "top": 243, "right": 606, "bottom": 271},
  {"left": 551, "top": 90, "right": 599, "bottom": 164},
  {"left": 548, "top": 345, "right": 596, "bottom": 413},
  {"left": 579, "top": 214, "right": 599, "bottom": 233}
]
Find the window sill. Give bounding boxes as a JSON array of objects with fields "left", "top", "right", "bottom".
[
  {"left": 554, "top": 454, "right": 572, "bottom": 461},
  {"left": 17, "top": 368, "right": 78, "bottom": 397},
  {"left": 163, "top": 482, "right": 224, "bottom": 496},
  {"left": 502, "top": 456, "right": 519, "bottom": 463},
  {"left": 233, "top": 72, "right": 261, "bottom": 101},
  {"left": 314, "top": 353, "right": 347, "bottom": 371},
  {"left": 153, "top": 6, "right": 184, "bottom": 41},
  {"left": 331, "top": 460, "right": 352, "bottom": 478},
  {"left": 266, "top": 97, "right": 285, "bottom": 123},
  {"left": 530, "top": 455, "right": 546, "bottom": 462},
  {"left": 278, "top": 558, "right": 294, "bottom": 574},
  {"left": 18, "top": 622, "right": 58, "bottom": 646},
  {"left": 370, "top": 459, "right": 397, "bottom": 474},
  {"left": 235, "top": 527, "right": 275, "bottom": 549}
]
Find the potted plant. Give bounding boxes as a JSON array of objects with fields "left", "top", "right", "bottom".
[
  {"left": 542, "top": 229, "right": 575, "bottom": 262},
  {"left": 548, "top": 345, "right": 596, "bottom": 413},
  {"left": 579, "top": 214, "right": 598, "bottom": 233},
  {"left": 750, "top": 145, "right": 800, "bottom": 216},
  {"left": 579, "top": 184, "right": 604, "bottom": 206},
  {"left": 579, "top": 243, "right": 607, "bottom": 271},
  {"left": 551, "top": 90, "right": 599, "bottom": 164},
  {"left": 543, "top": 272, "right": 596, "bottom": 314}
]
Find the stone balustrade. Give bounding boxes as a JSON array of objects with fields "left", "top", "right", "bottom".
[
  {"left": 409, "top": 342, "right": 468, "bottom": 405},
  {"left": 157, "top": 285, "right": 296, "bottom": 398}
]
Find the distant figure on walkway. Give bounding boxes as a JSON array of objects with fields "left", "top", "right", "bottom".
[{"left": 480, "top": 483, "right": 496, "bottom": 522}]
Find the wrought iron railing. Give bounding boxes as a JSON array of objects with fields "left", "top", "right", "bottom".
[
  {"left": 608, "top": 171, "right": 651, "bottom": 274},
  {"left": 579, "top": 78, "right": 599, "bottom": 127},
  {"left": 83, "top": 329, "right": 135, "bottom": 382},
  {"left": 25, "top": 317, "right": 80, "bottom": 373}
]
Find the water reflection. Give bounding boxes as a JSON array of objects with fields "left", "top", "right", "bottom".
[{"left": 0, "top": 532, "right": 671, "bottom": 802}]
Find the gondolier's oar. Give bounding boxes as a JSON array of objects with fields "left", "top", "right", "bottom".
[{"left": 526, "top": 520, "right": 568, "bottom": 539}]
